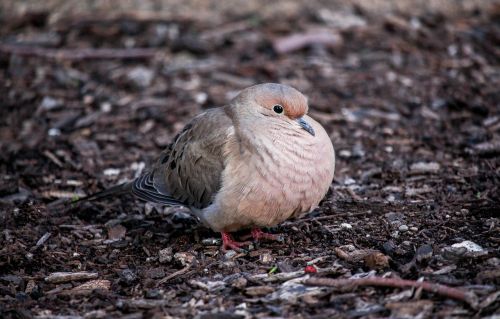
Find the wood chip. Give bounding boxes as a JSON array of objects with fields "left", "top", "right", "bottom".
[
  {"left": 68, "top": 279, "right": 111, "bottom": 295},
  {"left": 273, "top": 29, "right": 342, "bottom": 54},
  {"left": 45, "top": 272, "right": 99, "bottom": 284},
  {"left": 245, "top": 285, "right": 275, "bottom": 296}
]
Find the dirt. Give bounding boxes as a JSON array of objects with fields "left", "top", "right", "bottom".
[{"left": 0, "top": 2, "right": 499, "bottom": 318}]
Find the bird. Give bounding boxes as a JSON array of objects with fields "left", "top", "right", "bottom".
[{"left": 82, "top": 83, "right": 335, "bottom": 251}]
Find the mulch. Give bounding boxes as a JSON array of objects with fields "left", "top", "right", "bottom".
[{"left": 0, "top": 3, "right": 499, "bottom": 318}]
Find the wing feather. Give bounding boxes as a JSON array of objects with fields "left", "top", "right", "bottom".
[{"left": 132, "top": 107, "right": 233, "bottom": 208}]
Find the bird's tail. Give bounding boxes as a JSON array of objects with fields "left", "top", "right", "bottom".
[{"left": 75, "top": 182, "right": 133, "bottom": 203}]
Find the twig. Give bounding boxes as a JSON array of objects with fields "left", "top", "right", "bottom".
[
  {"left": 45, "top": 272, "right": 98, "bottom": 284},
  {"left": 200, "top": 20, "right": 252, "bottom": 41},
  {"left": 248, "top": 265, "right": 344, "bottom": 283},
  {"left": 43, "top": 150, "right": 64, "bottom": 167},
  {"left": 346, "top": 187, "right": 364, "bottom": 201},
  {"left": 0, "top": 44, "right": 158, "bottom": 61},
  {"left": 273, "top": 29, "right": 342, "bottom": 54},
  {"left": 157, "top": 263, "right": 191, "bottom": 285},
  {"left": 51, "top": 12, "right": 193, "bottom": 29},
  {"left": 304, "top": 277, "right": 478, "bottom": 309},
  {"left": 35, "top": 232, "right": 51, "bottom": 248},
  {"left": 286, "top": 211, "right": 373, "bottom": 226}
]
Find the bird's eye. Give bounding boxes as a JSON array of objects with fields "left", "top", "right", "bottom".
[{"left": 273, "top": 104, "right": 284, "bottom": 114}]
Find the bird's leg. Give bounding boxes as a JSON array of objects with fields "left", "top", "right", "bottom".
[
  {"left": 250, "top": 228, "right": 284, "bottom": 242},
  {"left": 221, "top": 232, "right": 251, "bottom": 252}
]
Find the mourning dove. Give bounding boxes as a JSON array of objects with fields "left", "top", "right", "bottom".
[{"left": 83, "top": 83, "right": 335, "bottom": 250}]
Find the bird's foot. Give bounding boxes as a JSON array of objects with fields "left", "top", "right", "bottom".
[
  {"left": 250, "top": 228, "right": 285, "bottom": 242},
  {"left": 221, "top": 232, "right": 251, "bottom": 252}
]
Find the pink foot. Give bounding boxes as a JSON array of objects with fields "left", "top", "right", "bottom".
[
  {"left": 251, "top": 228, "right": 284, "bottom": 242},
  {"left": 221, "top": 232, "right": 251, "bottom": 252}
]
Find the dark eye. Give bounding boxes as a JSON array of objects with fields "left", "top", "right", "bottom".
[{"left": 273, "top": 104, "right": 284, "bottom": 114}]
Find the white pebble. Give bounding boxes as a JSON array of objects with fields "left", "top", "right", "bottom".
[
  {"left": 339, "top": 150, "right": 352, "bottom": 158},
  {"left": 103, "top": 168, "right": 120, "bottom": 176},
  {"left": 344, "top": 178, "right": 356, "bottom": 185},
  {"left": 195, "top": 92, "right": 208, "bottom": 104},
  {"left": 340, "top": 223, "right": 353, "bottom": 229},
  {"left": 48, "top": 128, "right": 61, "bottom": 136},
  {"left": 451, "top": 241, "right": 484, "bottom": 253},
  {"left": 100, "top": 102, "right": 112, "bottom": 113}
]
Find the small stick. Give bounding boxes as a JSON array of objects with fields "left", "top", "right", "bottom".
[
  {"left": 346, "top": 187, "right": 363, "bottom": 201},
  {"left": 286, "top": 211, "right": 373, "bottom": 226},
  {"left": 0, "top": 44, "right": 158, "bottom": 61},
  {"left": 35, "top": 232, "right": 51, "bottom": 248},
  {"left": 45, "top": 271, "right": 98, "bottom": 284},
  {"left": 304, "top": 277, "right": 478, "bottom": 309},
  {"left": 157, "top": 264, "right": 191, "bottom": 285},
  {"left": 43, "top": 150, "right": 64, "bottom": 167}
]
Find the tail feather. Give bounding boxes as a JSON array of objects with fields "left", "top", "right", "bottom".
[
  {"left": 71, "top": 172, "right": 185, "bottom": 207},
  {"left": 76, "top": 182, "right": 133, "bottom": 203}
]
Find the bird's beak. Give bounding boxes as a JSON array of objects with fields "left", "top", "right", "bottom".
[{"left": 297, "top": 117, "right": 315, "bottom": 136}]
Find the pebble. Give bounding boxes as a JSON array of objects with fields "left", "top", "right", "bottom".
[
  {"left": 201, "top": 238, "right": 222, "bottom": 246},
  {"left": 127, "top": 66, "right": 154, "bottom": 88},
  {"left": 416, "top": 244, "right": 433, "bottom": 262},
  {"left": 145, "top": 289, "right": 161, "bottom": 299},
  {"left": 339, "top": 150, "right": 352, "bottom": 158},
  {"left": 174, "top": 252, "right": 195, "bottom": 266},
  {"left": 339, "top": 244, "right": 356, "bottom": 252},
  {"left": 260, "top": 253, "right": 274, "bottom": 265},
  {"left": 399, "top": 225, "right": 409, "bottom": 232},
  {"left": 48, "top": 128, "right": 61, "bottom": 136},
  {"left": 486, "top": 257, "right": 499, "bottom": 267},
  {"left": 103, "top": 168, "right": 121, "bottom": 176},
  {"left": 39, "top": 96, "right": 62, "bottom": 111},
  {"left": 344, "top": 177, "right": 356, "bottom": 185},
  {"left": 158, "top": 247, "right": 173, "bottom": 263},
  {"left": 451, "top": 240, "right": 483, "bottom": 253},
  {"left": 147, "top": 267, "right": 165, "bottom": 279},
  {"left": 442, "top": 240, "right": 486, "bottom": 260},
  {"left": 100, "top": 102, "right": 112, "bottom": 113},
  {"left": 385, "top": 212, "right": 405, "bottom": 223},
  {"left": 119, "top": 269, "right": 137, "bottom": 285},
  {"left": 231, "top": 277, "right": 248, "bottom": 289},
  {"left": 195, "top": 92, "right": 208, "bottom": 104},
  {"left": 383, "top": 240, "right": 397, "bottom": 254},
  {"left": 340, "top": 223, "right": 353, "bottom": 229},
  {"left": 364, "top": 252, "right": 390, "bottom": 269},
  {"left": 224, "top": 250, "right": 237, "bottom": 259}
]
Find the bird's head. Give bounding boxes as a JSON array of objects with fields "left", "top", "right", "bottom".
[{"left": 230, "top": 83, "right": 315, "bottom": 136}]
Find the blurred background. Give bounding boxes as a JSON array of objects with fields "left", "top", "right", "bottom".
[{"left": 0, "top": 1, "right": 499, "bottom": 318}]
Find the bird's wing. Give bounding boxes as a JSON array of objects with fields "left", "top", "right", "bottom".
[{"left": 132, "top": 107, "right": 233, "bottom": 208}]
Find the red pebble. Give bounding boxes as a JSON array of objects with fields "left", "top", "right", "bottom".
[{"left": 304, "top": 265, "right": 317, "bottom": 273}]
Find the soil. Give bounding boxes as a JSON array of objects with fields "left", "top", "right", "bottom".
[{"left": 0, "top": 2, "right": 499, "bottom": 318}]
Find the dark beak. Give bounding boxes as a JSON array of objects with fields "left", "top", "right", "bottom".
[{"left": 297, "top": 117, "right": 315, "bottom": 136}]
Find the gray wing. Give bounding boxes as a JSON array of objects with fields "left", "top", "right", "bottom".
[{"left": 132, "top": 107, "right": 233, "bottom": 208}]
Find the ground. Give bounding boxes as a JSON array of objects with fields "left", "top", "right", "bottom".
[{"left": 0, "top": 1, "right": 499, "bottom": 318}]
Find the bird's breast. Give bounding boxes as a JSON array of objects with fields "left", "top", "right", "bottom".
[{"left": 203, "top": 122, "right": 335, "bottom": 232}]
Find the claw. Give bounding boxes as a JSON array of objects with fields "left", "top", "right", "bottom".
[
  {"left": 251, "top": 228, "right": 284, "bottom": 242},
  {"left": 221, "top": 232, "right": 251, "bottom": 252}
]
